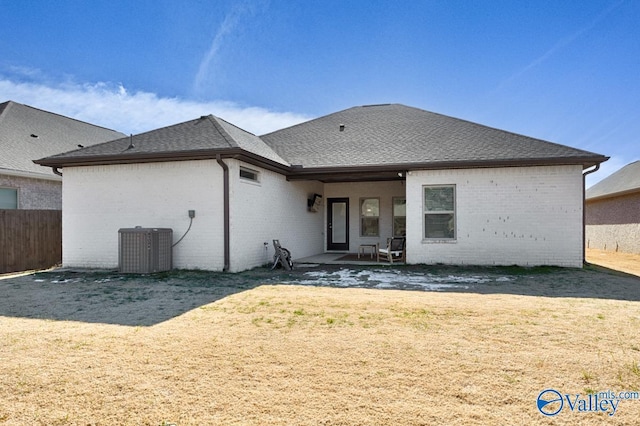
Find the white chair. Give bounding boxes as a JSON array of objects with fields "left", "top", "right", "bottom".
[{"left": 377, "top": 238, "right": 406, "bottom": 263}]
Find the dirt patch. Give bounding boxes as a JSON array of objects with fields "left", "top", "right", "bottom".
[
  {"left": 587, "top": 248, "right": 640, "bottom": 277},
  {"left": 1, "top": 265, "right": 640, "bottom": 424}
]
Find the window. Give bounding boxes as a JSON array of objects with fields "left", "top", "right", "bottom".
[
  {"left": 360, "top": 198, "right": 379, "bottom": 237},
  {"left": 239, "top": 167, "right": 260, "bottom": 182},
  {"left": 0, "top": 188, "right": 18, "bottom": 209},
  {"left": 423, "top": 185, "right": 455, "bottom": 239},
  {"left": 393, "top": 197, "right": 406, "bottom": 237}
]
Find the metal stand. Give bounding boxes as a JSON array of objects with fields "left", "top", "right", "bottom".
[{"left": 271, "top": 239, "right": 293, "bottom": 270}]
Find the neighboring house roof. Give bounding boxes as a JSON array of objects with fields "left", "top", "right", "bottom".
[
  {"left": 586, "top": 160, "right": 640, "bottom": 201},
  {"left": 36, "top": 115, "right": 289, "bottom": 171},
  {"left": 0, "top": 100, "right": 125, "bottom": 180},
  {"left": 35, "top": 103, "right": 608, "bottom": 182}
]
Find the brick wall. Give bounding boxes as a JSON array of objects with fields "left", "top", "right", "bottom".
[
  {"left": 0, "top": 174, "right": 62, "bottom": 210},
  {"left": 62, "top": 161, "right": 224, "bottom": 270},
  {"left": 586, "top": 193, "right": 640, "bottom": 253},
  {"left": 228, "top": 159, "right": 324, "bottom": 271},
  {"left": 405, "top": 165, "right": 584, "bottom": 267}
]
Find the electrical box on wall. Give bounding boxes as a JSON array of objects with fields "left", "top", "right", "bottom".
[
  {"left": 118, "top": 227, "right": 173, "bottom": 273},
  {"left": 307, "top": 193, "right": 323, "bottom": 212}
]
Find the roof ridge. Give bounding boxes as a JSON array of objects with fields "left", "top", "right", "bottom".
[
  {"left": 206, "top": 115, "right": 238, "bottom": 148},
  {"left": 259, "top": 105, "right": 363, "bottom": 137},
  {"left": 214, "top": 115, "right": 258, "bottom": 136},
  {"left": 1, "top": 100, "right": 124, "bottom": 134},
  {"left": 0, "top": 100, "right": 13, "bottom": 127}
]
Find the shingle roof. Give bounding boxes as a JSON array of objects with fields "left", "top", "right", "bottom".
[
  {"left": 0, "top": 101, "right": 124, "bottom": 178},
  {"left": 260, "top": 104, "right": 606, "bottom": 168},
  {"left": 38, "top": 115, "right": 289, "bottom": 166},
  {"left": 586, "top": 161, "right": 640, "bottom": 200},
  {"left": 36, "top": 103, "right": 607, "bottom": 179}
]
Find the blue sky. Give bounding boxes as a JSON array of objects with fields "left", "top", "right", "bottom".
[{"left": 1, "top": 0, "right": 638, "bottom": 186}]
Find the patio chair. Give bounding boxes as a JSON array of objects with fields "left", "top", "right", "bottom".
[{"left": 377, "top": 237, "right": 406, "bottom": 264}]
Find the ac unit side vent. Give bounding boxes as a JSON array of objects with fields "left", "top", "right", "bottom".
[{"left": 118, "top": 228, "right": 173, "bottom": 273}]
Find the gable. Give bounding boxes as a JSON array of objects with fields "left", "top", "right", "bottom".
[{"left": 0, "top": 101, "right": 124, "bottom": 178}]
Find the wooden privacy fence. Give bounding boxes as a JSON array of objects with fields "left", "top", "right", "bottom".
[{"left": 0, "top": 210, "right": 62, "bottom": 274}]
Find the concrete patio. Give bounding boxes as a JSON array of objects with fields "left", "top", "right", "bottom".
[{"left": 294, "top": 252, "right": 405, "bottom": 267}]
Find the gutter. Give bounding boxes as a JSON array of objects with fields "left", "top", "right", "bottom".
[
  {"left": 582, "top": 163, "right": 601, "bottom": 265},
  {"left": 0, "top": 167, "right": 62, "bottom": 181},
  {"left": 216, "top": 154, "right": 230, "bottom": 272}
]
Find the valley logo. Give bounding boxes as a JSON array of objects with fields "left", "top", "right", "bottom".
[{"left": 537, "top": 389, "right": 620, "bottom": 417}]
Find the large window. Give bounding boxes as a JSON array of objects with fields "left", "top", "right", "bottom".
[
  {"left": 360, "top": 198, "right": 379, "bottom": 237},
  {"left": 393, "top": 197, "right": 406, "bottom": 237},
  {"left": 0, "top": 188, "right": 18, "bottom": 209},
  {"left": 423, "top": 185, "right": 455, "bottom": 239}
]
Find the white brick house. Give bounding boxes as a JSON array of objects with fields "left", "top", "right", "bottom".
[{"left": 36, "top": 104, "right": 607, "bottom": 271}]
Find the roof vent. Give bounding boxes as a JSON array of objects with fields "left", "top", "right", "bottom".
[
  {"left": 339, "top": 124, "right": 345, "bottom": 132},
  {"left": 30, "top": 134, "right": 39, "bottom": 138}
]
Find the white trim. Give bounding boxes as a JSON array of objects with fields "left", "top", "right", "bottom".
[
  {"left": 239, "top": 166, "right": 261, "bottom": 184},
  {"left": 0, "top": 168, "right": 62, "bottom": 182},
  {"left": 422, "top": 184, "right": 456, "bottom": 241}
]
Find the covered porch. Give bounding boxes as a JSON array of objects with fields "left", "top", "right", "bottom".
[{"left": 290, "top": 171, "right": 409, "bottom": 265}]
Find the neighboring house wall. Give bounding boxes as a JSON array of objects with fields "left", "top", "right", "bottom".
[
  {"left": 585, "top": 193, "right": 640, "bottom": 254},
  {"left": 228, "top": 159, "right": 324, "bottom": 272},
  {"left": 62, "top": 160, "right": 225, "bottom": 270},
  {"left": 0, "top": 174, "right": 62, "bottom": 209},
  {"left": 323, "top": 181, "right": 405, "bottom": 251},
  {"left": 405, "top": 165, "right": 584, "bottom": 267}
]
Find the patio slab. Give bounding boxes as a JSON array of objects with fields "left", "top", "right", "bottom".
[{"left": 295, "top": 253, "right": 404, "bottom": 266}]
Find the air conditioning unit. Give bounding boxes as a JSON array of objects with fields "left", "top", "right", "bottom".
[{"left": 118, "top": 227, "right": 173, "bottom": 273}]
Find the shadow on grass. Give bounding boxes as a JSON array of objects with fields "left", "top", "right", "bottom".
[
  {"left": 1, "top": 263, "right": 638, "bottom": 327},
  {"left": 0, "top": 268, "right": 286, "bottom": 327}
]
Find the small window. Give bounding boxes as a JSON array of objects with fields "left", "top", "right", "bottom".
[
  {"left": 239, "top": 167, "right": 260, "bottom": 182},
  {"left": 393, "top": 197, "right": 406, "bottom": 237},
  {"left": 423, "top": 185, "right": 455, "bottom": 239},
  {"left": 360, "top": 198, "right": 379, "bottom": 237},
  {"left": 0, "top": 188, "right": 18, "bottom": 209}
]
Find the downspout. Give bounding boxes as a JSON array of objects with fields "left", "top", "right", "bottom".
[
  {"left": 52, "top": 167, "right": 62, "bottom": 177},
  {"left": 582, "top": 164, "right": 600, "bottom": 265},
  {"left": 216, "top": 154, "right": 230, "bottom": 272}
]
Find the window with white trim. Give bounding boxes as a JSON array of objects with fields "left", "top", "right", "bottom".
[
  {"left": 0, "top": 188, "right": 18, "bottom": 209},
  {"left": 423, "top": 185, "right": 455, "bottom": 239},
  {"left": 360, "top": 198, "right": 380, "bottom": 237},
  {"left": 239, "top": 167, "right": 260, "bottom": 183}
]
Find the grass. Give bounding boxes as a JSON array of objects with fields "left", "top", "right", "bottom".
[
  {"left": 1, "top": 282, "right": 640, "bottom": 425},
  {"left": 2, "top": 256, "right": 640, "bottom": 425}
]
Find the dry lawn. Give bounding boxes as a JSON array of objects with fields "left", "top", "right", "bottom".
[
  {"left": 1, "top": 268, "right": 640, "bottom": 425},
  {"left": 586, "top": 248, "right": 640, "bottom": 277}
]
